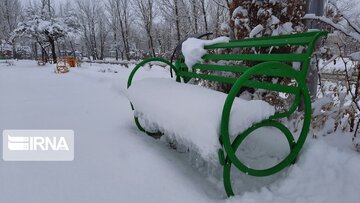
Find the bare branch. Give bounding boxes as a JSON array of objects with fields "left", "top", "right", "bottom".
[{"left": 303, "top": 14, "right": 360, "bottom": 43}]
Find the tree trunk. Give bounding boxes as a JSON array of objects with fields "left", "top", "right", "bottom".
[
  {"left": 116, "top": 0, "right": 130, "bottom": 60},
  {"left": 57, "top": 40, "right": 62, "bottom": 58},
  {"left": 174, "top": 0, "right": 181, "bottom": 41},
  {"left": 12, "top": 44, "right": 16, "bottom": 59},
  {"left": 119, "top": 20, "right": 129, "bottom": 60},
  {"left": 192, "top": 0, "right": 198, "bottom": 33},
  {"left": 214, "top": 4, "right": 221, "bottom": 37},
  {"left": 41, "top": 46, "right": 47, "bottom": 63},
  {"left": 306, "top": 0, "right": 326, "bottom": 101},
  {"left": 49, "top": 37, "right": 57, "bottom": 63},
  {"left": 148, "top": 30, "right": 156, "bottom": 57},
  {"left": 90, "top": 22, "right": 98, "bottom": 60},
  {"left": 70, "top": 41, "right": 76, "bottom": 58},
  {"left": 200, "top": 0, "right": 208, "bottom": 35},
  {"left": 33, "top": 42, "right": 38, "bottom": 60},
  {"left": 114, "top": 30, "right": 119, "bottom": 61},
  {"left": 123, "top": 5, "right": 131, "bottom": 60}
]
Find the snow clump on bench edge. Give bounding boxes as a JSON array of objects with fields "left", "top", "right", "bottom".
[{"left": 181, "top": 36, "right": 230, "bottom": 70}]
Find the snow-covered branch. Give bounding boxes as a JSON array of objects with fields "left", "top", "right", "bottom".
[
  {"left": 328, "top": 1, "right": 360, "bottom": 34},
  {"left": 303, "top": 14, "right": 360, "bottom": 43}
]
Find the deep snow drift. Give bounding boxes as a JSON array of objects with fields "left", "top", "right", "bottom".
[{"left": 0, "top": 60, "right": 359, "bottom": 203}]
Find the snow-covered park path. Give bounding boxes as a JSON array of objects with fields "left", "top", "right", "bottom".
[
  {"left": 0, "top": 60, "right": 360, "bottom": 203},
  {"left": 0, "top": 61, "right": 218, "bottom": 202}
]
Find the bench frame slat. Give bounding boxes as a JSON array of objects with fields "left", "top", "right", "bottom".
[
  {"left": 202, "top": 53, "right": 309, "bottom": 62},
  {"left": 205, "top": 36, "right": 313, "bottom": 49}
]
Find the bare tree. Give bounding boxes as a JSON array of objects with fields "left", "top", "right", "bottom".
[
  {"left": 199, "top": 0, "right": 209, "bottom": 34},
  {"left": 106, "top": 0, "right": 132, "bottom": 60},
  {"left": 159, "top": 0, "right": 184, "bottom": 42},
  {"left": 210, "top": 1, "right": 227, "bottom": 36},
  {"left": 76, "top": 0, "right": 102, "bottom": 60},
  {"left": 190, "top": 0, "right": 198, "bottom": 33},
  {"left": 135, "top": 0, "right": 156, "bottom": 57},
  {"left": 98, "top": 11, "right": 109, "bottom": 60}
]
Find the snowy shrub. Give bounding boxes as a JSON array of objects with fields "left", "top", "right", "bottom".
[
  {"left": 304, "top": 0, "right": 360, "bottom": 149},
  {"left": 224, "top": 0, "right": 306, "bottom": 39},
  {"left": 313, "top": 58, "right": 360, "bottom": 144},
  {"left": 196, "top": 1, "right": 307, "bottom": 117}
]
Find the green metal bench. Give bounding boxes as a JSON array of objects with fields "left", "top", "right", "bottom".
[{"left": 127, "top": 31, "right": 327, "bottom": 196}]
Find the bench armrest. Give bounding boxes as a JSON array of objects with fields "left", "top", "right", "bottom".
[{"left": 127, "top": 57, "right": 180, "bottom": 89}]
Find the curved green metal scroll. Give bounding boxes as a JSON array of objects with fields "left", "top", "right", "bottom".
[
  {"left": 127, "top": 57, "right": 179, "bottom": 136},
  {"left": 222, "top": 120, "right": 295, "bottom": 196},
  {"left": 127, "top": 57, "right": 180, "bottom": 90},
  {"left": 220, "top": 61, "right": 312, "bottom": 196},
  {"left": 134, "top": 117, "right": 163, "bottom": 137}
]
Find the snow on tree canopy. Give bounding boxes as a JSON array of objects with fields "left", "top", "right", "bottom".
[
  {"left": 10, "top": 6, "right": 78, "bottom": 48},
  {"left": 181, "top": 37, "right": 230, "bottom": 70}
]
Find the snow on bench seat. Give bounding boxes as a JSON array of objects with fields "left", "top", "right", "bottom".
[{"left": 127, "top": 78, "right": 275, "bottom": 161}]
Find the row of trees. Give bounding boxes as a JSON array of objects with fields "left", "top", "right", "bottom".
[
  {"left": 0, "top": 0, "right": 311, "bottom": 61},
  {"left": 75, "top": 0, "right": 228, "bottom": 60},
  {"left": 0, "top": 0, "right": 357, "bottom": 62},
  {"left": 0, "top": 0, "right": 230, "bottom": 61}
]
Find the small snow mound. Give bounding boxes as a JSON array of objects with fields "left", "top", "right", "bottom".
[{"left": 181, "top": 37, "right": 230, "bottom": 70}]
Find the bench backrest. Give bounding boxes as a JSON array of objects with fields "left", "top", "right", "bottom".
[{"left": 175, "top": 31, "right": 327, "bottom": 94}]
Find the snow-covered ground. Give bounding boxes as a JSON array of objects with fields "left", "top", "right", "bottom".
[{"left": 0, "top": 60, "right": 359, "bottom": 203}]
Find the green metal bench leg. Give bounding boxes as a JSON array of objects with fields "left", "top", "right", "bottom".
[
  {"left": 220, "top": 62, "right": 312, "bottom": 196},
  {"left": 222, "top": 120, "right": 296, "bottom": 196}
]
